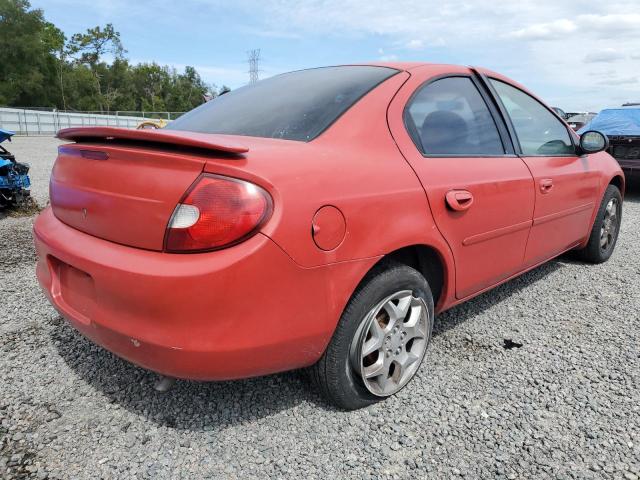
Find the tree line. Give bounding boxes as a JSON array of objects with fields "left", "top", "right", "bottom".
[{"left": 0, "top": 0, "right": 228, "bottom": 113}]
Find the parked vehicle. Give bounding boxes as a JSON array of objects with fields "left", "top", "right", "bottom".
[
  {"left": 579, "top": 107, "right": 640, "bottom": 179},
  {"left": 137, "top": 119, "right": 168, "bottom": 129},
  {"left": 567, "top": 113, "right": 597, "bottom": 131},
  {"left": 552, "top": 106, "right": 568, "bottom": 120},
  {"left": 0, "top": 129, "right": 31, "bottom": 208},
  {"left": 34, "top": 63, "right": 624, "bottom": 410}
]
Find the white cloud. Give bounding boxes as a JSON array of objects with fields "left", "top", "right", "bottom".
[
  {"left": 588, "top": 70, "right": 616, "bottom": 78},
  {"left": 598, "top": 77, "right": 638, "bottom": 86},
  {"left": 584, "top": 49, "right": 625, "bottom": 63},
  {"left": 379, "top": 54, "right": 398, "bottom": 61},
  {"left": 377, "top": 49, "right": 398, "bottom": 61},
  {"left": 578, "top": 13, "right": 640, "bottom": 36},
  {"left": 402, "top": 37, "right": 445, "bottom": 49},
  {"left": 405, "top": 39, "right": 424, "bottom": 50},
  {"left": 239, "top": 27, "right": 302, "bottom": 40},
  {"left": 508, "top": 19, "right": 577, "bottom": 40},
  {"left": 507, "top": 14, "right": 640, "bottom": 41}
]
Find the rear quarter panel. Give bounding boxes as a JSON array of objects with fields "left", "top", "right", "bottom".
[{"left": 204, "top": 71, "right": 453, "bottom": 269}]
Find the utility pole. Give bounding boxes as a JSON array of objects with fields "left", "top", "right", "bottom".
[{"left": 247, "top": 49, "right": 261, "bottom": 84}]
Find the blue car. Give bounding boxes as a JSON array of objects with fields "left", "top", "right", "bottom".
[
  {"left": 579, "top": 107, "right": 640, "bottom": 180},
  {"left": 0, "top": 129, "right": 31, "bottom": 207}
]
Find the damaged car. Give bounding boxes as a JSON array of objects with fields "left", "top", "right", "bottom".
[
  {"left": 0, "top": 129, "right": 31, "bottom": 208},
  {"left": 579, "top": 107, "right": 640, "bottom": 179}
]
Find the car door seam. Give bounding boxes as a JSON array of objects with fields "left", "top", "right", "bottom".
[
  {"left": 462, "top": 220, "right": 533, "bottom": 246},
  {"left": 532, "top": 202, "right": 595, "bottom": 226}
]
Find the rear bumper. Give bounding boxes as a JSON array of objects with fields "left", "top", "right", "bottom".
[{"left": 34, "top": 207, "right": 376, "bottom": 380}]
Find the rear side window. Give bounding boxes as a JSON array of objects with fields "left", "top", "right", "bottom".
[
  {"left": 404, "top": 76, "right": 505, "bottom": 156},
  {"left": 490, "top": 79, "right": 574, "bottom": 156},
  {"left": 166, "top": 66, "right": 398, "bottom": 142}
]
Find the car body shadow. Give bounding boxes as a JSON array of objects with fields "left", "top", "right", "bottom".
[
  {"left": 433, "top": 260, "right": 561, "bottom": 336},
  {"left": 624, "top": 178, "right": 640, "bottom": 202},
  {"left": 49, "top": 317, "right": 328, "bottom": 432},
  {"left": 50, "top": 256, "right": 566, "bottom": 428}
]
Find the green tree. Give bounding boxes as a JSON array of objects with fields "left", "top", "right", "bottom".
[
  {"left": 68, "top": 24, "right": 126, "bottom": 112},
  {"left": 0, "top": 1, "right": 223, "bottom": 114},
  {"left": 0, "top": 0, "right": 63, "bottom": 106}
]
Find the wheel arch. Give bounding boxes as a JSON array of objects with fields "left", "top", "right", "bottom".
[
  {"left": 609, "top": 174, "right": 625, "bottom": 196},
  {"left": 579, "top": 173, "right": 626, "bottom": 250},
  {"left": 373, "top": 244, "right": 451, "bottom": 310}
]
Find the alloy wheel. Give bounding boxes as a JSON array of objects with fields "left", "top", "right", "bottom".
[
  {"left": 350, "top": 290, "right": 429, "bottom": 397},
  {"left": 600, "top": 197, "right": 619, "bottom": 251}
]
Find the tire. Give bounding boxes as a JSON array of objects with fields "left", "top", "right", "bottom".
[
  {"left": 576, "top": 185, "right": 622, "bottom": 263},
  {"left": 309, "top": 261, "right": 434, "bottom": 410}
]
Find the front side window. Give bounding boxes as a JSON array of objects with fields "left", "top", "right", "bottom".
[
  {"left": 490, "top": 79, "right": 574, "bottom": 156},
  {"left": 404, "top": 76, "right": 505, "bottom": 156},
  {"left": 165, "top": 66, "right": 398, "bottom": 142}
]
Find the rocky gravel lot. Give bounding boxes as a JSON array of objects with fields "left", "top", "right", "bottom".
[{"left": 1, "top": 136, "right": 639, "bottom": 479}]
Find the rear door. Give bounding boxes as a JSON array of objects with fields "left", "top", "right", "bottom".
[
  {"left": 388, "top": 65, "right": 535, "bottom": 299},
  {"left": 484, "top": 75, "right": 600, "bottom": 267}
]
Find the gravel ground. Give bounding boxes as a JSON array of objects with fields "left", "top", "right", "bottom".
[{"left": 1, "top": 136, "right": 639, "bottom": 479}]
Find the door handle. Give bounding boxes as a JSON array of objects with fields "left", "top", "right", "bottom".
[
  {"left": 445, "top": 189, "right": 474, "bottom": 211},
  {"left": 540, "top": 178, "right": 554, "bottom": 194}
]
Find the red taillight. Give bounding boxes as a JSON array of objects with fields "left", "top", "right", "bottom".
[{"left": 165, "top": 174, "right": 272, "bottom": 252}]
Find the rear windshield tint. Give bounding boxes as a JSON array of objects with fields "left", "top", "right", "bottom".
[{"left": 166, "top": 66, "right": 399, "bottom": 142}]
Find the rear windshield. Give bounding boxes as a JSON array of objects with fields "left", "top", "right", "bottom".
[{"left": 166, "top": 66, "right": 398, "bottom": 142}]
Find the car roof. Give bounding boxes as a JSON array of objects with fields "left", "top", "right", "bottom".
[
  {"left": 357, "top": 62, "right": 510, "bottom": 84},
  {"left": 356, "top": 61, "right": 461, "bottom": 71}
]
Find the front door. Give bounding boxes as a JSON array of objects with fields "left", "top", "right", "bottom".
[
  {"left": 486, "top": 77, "right": 600, "bottom": 266},
  {"left": 388, "top": 66, "right": 535, "bottom": 299}
]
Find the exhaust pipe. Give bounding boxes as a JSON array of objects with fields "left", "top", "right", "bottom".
[{"left": 153, "top": 376, "right": 176, "bottom": 393}]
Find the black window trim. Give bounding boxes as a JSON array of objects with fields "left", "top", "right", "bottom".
[
  {"left": 402, "top": 72, "right": 518, "bottom": 159},
  {"left": 476, "top": 72, "right": 579, "bottom": 158}
]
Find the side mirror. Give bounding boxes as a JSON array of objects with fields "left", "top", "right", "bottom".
[{"left": 579, "top": 130, "right": 609, "bottom": 154}]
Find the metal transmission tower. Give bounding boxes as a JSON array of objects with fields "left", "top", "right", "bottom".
[{"left": 247, "top": 49, "right": 261, "bottom": 84}]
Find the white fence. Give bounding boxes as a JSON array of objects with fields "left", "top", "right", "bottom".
[{"left": 0, "top": 107, "right": 165, "bottom": 135}]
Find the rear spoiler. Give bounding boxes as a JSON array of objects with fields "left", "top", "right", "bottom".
[{"left": 57, "top": 127, "right": 249, "bottom": 154}]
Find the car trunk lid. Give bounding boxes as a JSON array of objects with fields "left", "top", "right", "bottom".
[{"left": 50, "top": 127, "right": 248, "bottom": 251}]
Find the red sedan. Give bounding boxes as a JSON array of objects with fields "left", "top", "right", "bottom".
[{"left": 34, "top": 63, "right": 624, "bottom": 410}]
